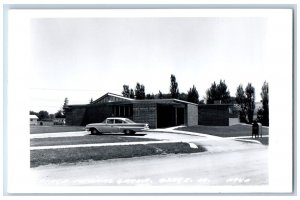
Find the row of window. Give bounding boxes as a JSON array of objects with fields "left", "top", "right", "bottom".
[{"left": 112, "top": 105, "right": 133, "bottom": 117}]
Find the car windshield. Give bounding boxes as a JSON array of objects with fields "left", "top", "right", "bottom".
[
  {"left": 124, "top": 119, "right": 135, "bottom": 123},
  {"left": 106, "top": 119, "right": 114, "bottom": 124}
]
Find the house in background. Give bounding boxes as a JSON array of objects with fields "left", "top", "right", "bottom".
[
  {"left": 30, "top": 115, "right": 38, "bottom": 125},
  {"left": 53, "top": 118, "right": 66, "bottom": 125}
]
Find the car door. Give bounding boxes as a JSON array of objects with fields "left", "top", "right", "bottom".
[
  {"left": 105, "top": 119, "right": 116, "bottom": 133},
  {"left": 113, "top": 119, "right": 124, "bottom": 133}
]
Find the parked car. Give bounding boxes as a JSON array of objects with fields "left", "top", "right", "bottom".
[{"left": 85, "top": 117, "right": 149, "bottom": 135}]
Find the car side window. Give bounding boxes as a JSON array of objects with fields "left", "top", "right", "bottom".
[
  {"left": 114, "top": 119, "right": 124, "bottom": 124},
  {"left": 107, "top": 119, "right": 114, "bottom": 124}
]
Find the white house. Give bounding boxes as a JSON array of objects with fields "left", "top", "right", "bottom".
[
  {"left": 30, "top": 115, "right": 38, "bottom": 125},
  {"left": 53, "top": 118, "right": 66, "bottom": 125}
]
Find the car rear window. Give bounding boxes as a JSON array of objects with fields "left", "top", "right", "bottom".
[{"left": 125, "top": 119, "right": 134, "bottom": 123}]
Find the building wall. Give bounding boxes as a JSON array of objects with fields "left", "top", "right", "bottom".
[
  {"left": 65, "top": 107, "right": 87, "bottom": 126},
  {"left": 83, "top": 105, "right": 113, "bottom": 125},
  {"left": 30, "top": 119, "right": 38, "bottom": 125},
  {"left": 65, "top": 104, "right": 132, "bottom": 126},
  {"left": 133, "top": 103, "right": 157, "bottom": 128},
  {"left": 38, "top": 121, "right": 54, "bottom": 126},
  {"left": 229, "top": 118, "right": 240, "bottom": 126},
  {"left": 198, "top": 105, "right": 230, "bottom": 126},
  {"left": 66, "top": 100, "right": 199, "bottom": 128},
  {"left": 187, "top": 104, "right": 198, "bottom": 126}
]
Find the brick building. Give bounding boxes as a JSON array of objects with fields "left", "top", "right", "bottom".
[
  {"left": 198, "top": 104, "right": 240, "bottom": 126},
  {"left": 65, "top": 93, "right": 198, "bottom": 128}
]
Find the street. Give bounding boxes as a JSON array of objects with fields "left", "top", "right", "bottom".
[{"left": 31, "top": 137, "right": 268, "bottom": 186}]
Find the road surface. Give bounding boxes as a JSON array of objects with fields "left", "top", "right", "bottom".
[{"left": 31, "top": 144, "right": 268, "bottom": 186}]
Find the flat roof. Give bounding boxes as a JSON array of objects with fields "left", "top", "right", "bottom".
[
  {"left": 30, "top": 115, "right": 38, "bottom": 119},
  {"left": 68, "top": 97, "right": 199, "bottom": 108},
  {"left": 131, "top": 99, "right": 198, "bottom": 106}
]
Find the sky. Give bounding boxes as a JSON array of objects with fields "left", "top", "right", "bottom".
[{"left": 29, "top": 16, "right": 271, "bottom": 113}]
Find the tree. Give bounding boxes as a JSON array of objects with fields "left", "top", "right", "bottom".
[
  {"left": 178, "top": 93, "right": 188, "bottom": 101},
  {"left": 37, "top": 110, "right": 49, "bottom": 120},
  {"left": 187, "top": 85, "right": 199, "bottom": 104},
  {"left": 129, "top": 89, "right": 135, "bottom": 99},
  {"left": 170, "top": 74, "right": 179, "bottom": 99},
  {"left": 146, "top": 93, "right": 155, "bottom": 99},
  {"left": 63, "top": 97, "right": 69, "bottom": 107},
  {"left": 217, "top": 80, "right": 230, "bottom": 103},
  {"left": 62, "top": 97, "right": 69, "bottom": 116},
  {"left": 206, "top": 81, "right": 218, "bottom": 104},
  {"left": 260, "top": 81, "right": 269, "bottom": 126},
  {"left": 90, "top": 98, "right": 93, "bottom": 104},
  {"left": 30, "top": 111, "right": 38, "bottom": 116},
  {"left": 49, "top": 114, "right": 55, "bottom": 120},
  {"left": 235, "top": 84, "right": 247, "bottom": 123},
  {"left": 256, "top": 108, "right": 264, "bottom": 123},
  {"left": 206, "top": 80, "right": 230, "bottom": 104},
  {"left": 135, "top": 82, "right": 145, "bottom": 99},
  {"left": 245, "top": 83, "right": 255, "bottom": 123},
  {"left": 54, "top": 110, "right": 64, "bottom": 118},
  {"left": 158, "top": 90, "right": 163, "bottom": 99},
  {"left": 122, "top": 85, "right": 130, "bottom": 98}
]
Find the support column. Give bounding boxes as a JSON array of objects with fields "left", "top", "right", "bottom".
[{"left": 175, "top": 107, "right": 178, "bottom": 126}]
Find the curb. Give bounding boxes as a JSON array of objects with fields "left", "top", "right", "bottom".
[
  {"left": 233, "top": 138, "right": 262, "bottom": 144},
  {"left": 30, "top": 140, "right": 199, "bottom": 150}
]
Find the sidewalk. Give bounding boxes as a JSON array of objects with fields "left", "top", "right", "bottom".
[
  {"left": 150, "top": 126, "right": 268, "bottom": 145},
  {"left": 30, "top": 131, "right": 89, "bottom": 139},
  {"left": 150, "top": 126, "right": 221, "bottom": 139}
]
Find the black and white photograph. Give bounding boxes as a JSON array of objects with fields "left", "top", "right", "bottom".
[{"left": 4, "top": 5, "right": 294, "bottom": 195}]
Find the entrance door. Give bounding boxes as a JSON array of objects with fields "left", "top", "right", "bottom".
[
  {"left": 177, "top": 107, "right": 185, "bottom": 125},
  {"left": 157, "top": 105, "right": 175, "bottom": 128}
]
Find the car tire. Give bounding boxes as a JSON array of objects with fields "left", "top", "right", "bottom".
[
  {"left": 90, "top": 128, "right": 100, "bottom": 135},
  {"left": 124, "top": 130, "right": 135, "bottom": 135}
]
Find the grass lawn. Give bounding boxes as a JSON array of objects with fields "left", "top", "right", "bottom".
[
  {"left": 30, "top": 125, "right": 85, "bottom": 134},
  {"left": 31, "top": 135, "right": 159, "bottom": 147},
  {"left": 177, "top": 124, "right": 269, "bottom": 138},
  {"left": 31, "top": 142, "right": 206, "bottom": 167}
]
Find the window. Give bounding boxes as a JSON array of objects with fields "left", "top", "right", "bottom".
[
  {"left": 115, "top": 119, "right": 124, "bottom": 124},
  {"left": 107, "top": 119, "right": 114, "bottom": 124},
  {"left": 112, "top": 105, "right": 133, "bottom": 117},
  {"left": 125, "top": 119, "right": 134, "bottom": 123}
]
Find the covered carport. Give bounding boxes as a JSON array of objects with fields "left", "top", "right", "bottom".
[{"left": 157, "top": 103, "right": 185, "bottom": 128}]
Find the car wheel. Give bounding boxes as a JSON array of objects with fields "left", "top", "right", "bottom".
[
  {"left": 124, "top": 130, "right": 133, "bottom": 135},
  {"left": 90, "top": 128, "right": 100, "bottom": 135}
]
